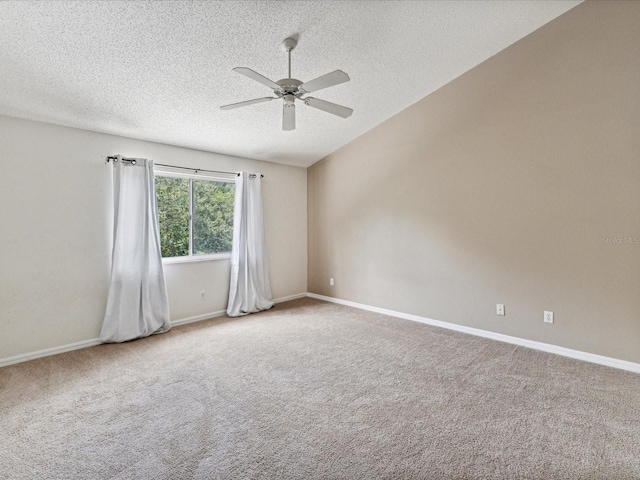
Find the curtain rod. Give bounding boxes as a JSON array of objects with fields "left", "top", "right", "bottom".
[{"left": 105, "top": 155, "right": 264, "bottom": 178}]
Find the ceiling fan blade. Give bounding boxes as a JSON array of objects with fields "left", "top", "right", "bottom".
[
  {"left": 299, "top": 70, "right": 350, "bottom": 93},
  {"left": 220, "top": 97, "right": 277, "bottom": 110},
  {"left": 283, "top": 101, "right": 295, "bottom": 131},
  {"left": 233, "top": 67, "right": 281, "bottom": 90},
  {"left": 304, "top": 97, "right": 353, "bottom": 118}
]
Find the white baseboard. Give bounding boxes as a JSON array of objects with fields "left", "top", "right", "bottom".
[
  {"left": 10, "top": 291, "right": 632, "bottom": 374},
  {"left": 0, "top": 292, "right": 310, "bottom": 369},
  {"left": 170, "top": 310, "right": 227, "bottom": 327},
  {"left": 0, "top": 338, "right": 101, "bottom": 369},
  {"left": 274, "top": 292, "right": 308, "bottom": 303},
  {"left": 171, "top": 292, "right": 307, "bottom": 327},
  {"left": 307, "top": 292, "right": 640, "bottom": 374}
]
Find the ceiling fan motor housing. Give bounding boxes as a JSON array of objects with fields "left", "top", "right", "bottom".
[{"left": 276, "top": 78, "right": 303, "bottom": 98}]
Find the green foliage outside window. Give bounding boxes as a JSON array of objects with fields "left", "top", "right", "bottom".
[
  {"left": 155, "top": 175, "right": 234, "bottom": 258},
  {"left": 155, "top": 176, "right": 189, "bottom": 258},
  {"left": 193, "top": 180, "right": 235, "bottom": 255}
]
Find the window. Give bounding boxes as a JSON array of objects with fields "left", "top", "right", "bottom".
[{"left": 155, "top": 172, "right": 235, "bottom": 261}]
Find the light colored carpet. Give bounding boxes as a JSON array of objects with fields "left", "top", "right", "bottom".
[{"left": 1, "top": 297, "right": 639, "bottom": 479}]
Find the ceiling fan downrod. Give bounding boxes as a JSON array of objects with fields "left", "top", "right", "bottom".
[{"left": 281, "top": 37, "right": 297, "bottom": 80}]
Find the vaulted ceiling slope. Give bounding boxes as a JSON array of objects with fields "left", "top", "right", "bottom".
[{"left": 0, "top": 1, "right": 581, "bottom": 167}]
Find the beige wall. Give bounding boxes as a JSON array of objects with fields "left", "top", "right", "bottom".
[
  {"left": 0, "top": 116, "right": 307, "bottom": 361},
  {"left": 308, "top": 1, "right": 640, "bottom": 363}
]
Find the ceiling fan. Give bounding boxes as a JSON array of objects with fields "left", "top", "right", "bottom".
[{"left": 220, "top": 38, "right": 353, "bottom": 131}]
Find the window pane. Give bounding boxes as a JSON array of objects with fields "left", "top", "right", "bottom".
[
  {"left": 155, "top": 176, "right": 189, "bottom": 258},
  {"left": 193, "top": 180, "right": 235, "bottom": 255}
]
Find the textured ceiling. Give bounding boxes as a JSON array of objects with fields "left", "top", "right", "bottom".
[{"left": 0, "top": 1, "right": 581, "bottom": 167}]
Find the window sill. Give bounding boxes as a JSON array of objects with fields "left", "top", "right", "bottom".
[{"left": 162, "top": 253, "right": 231, "bottom": 265}]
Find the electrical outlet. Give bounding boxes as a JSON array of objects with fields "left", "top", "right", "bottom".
[
  {"left": 329, "top": 278, "right": 334, "bottom": 286},
  {"left": 496, "top": 304, "right": 505, "bottom": 316},
  {"left": 544, "top": 311, "right": 553, "bottom": 323}
]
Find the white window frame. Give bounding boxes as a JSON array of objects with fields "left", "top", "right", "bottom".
[{"left": 154, "top": 165, "right": 236, "bottom": 264}]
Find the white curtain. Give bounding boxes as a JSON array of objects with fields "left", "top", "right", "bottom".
[
  {"left": 100, "top": 157, "right": 171, "bottom": 343},
  {"left": 227, "top": 172, "right": 274, "bottom": 317}
]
